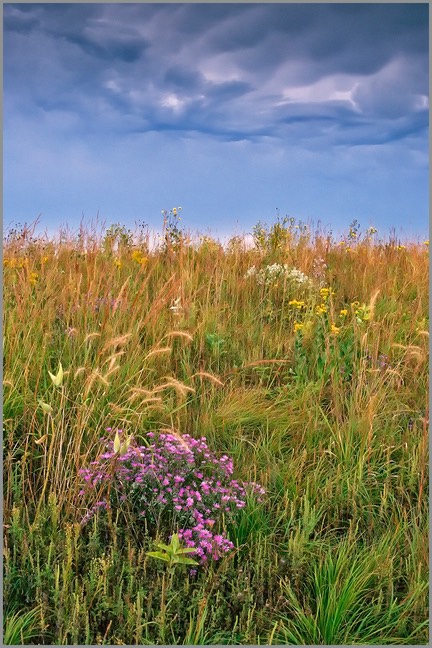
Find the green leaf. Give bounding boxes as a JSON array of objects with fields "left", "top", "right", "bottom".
[
  {"left": 176, "top": 557, "right": 199, "bottom": 565},
  {"left": 176, "top": 547, "right": 198, "bottom": 555},
  {"left": 155, "top": 542, "right": 173, "bottom": 553},
  {"left": 146, "top": 551, "right": 170, "bottom": 562}
]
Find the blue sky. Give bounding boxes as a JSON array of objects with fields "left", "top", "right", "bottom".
[{"left": 3, "top": 3, "right": 429, "bottom": 240}]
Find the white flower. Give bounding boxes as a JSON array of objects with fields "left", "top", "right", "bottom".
[{"left": 244, "top": 263, "right": 312, "bottom": 287}]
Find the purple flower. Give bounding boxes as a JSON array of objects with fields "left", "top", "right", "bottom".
[{"left": 79, "top": 429, "right": 265, "bottom": 566}]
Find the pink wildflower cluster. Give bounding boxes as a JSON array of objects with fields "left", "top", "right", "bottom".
[{"left": 79, "top": 430, "right": 265, "bottom": 565}]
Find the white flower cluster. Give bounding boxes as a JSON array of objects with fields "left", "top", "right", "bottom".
[{"left": 244, "top": 263, "right": 312, "bottom": 287}]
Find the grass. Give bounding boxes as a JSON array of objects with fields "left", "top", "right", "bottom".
[{"left": 2, "top": 217, "right": 429, "bottom": 644}]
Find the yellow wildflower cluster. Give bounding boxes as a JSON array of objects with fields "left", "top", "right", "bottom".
[
  {"left": 131, "top": 250, "right": 148, "bottom": 265},
  {"left": 41, "top": 256, "right": 49, "bottom": 264},
  {"left": 319, "top": 287, "right": 335, "bottom": 301},
  {"left": 424, "top": 240, "right": 429, "bottom": 246},
  {"left": 340, "top": 309, "right": 348, "bottom": 317},
  {"left": 3, "top": 257, "right": 28, "bottom": 269},
  {"left": 29, "top": 272, "right": 38, "bottom": 285},
  {"left": 330, "top": 323, "right": 340, "bottom": 336},
  {"left": 316, "top": 304, "right": 328, "bottom": 315},
  {"left": 397, "top": 245, "right": 406, "bottom": 251},
  {"left": 293, "top": 322, "right": 304, "bottom": 333},
  {"left": 114, "top": 258, "right": 122, "bottom": 268},
  {"left": 288, "top": 299, "right": 305, "bottom": 310}
]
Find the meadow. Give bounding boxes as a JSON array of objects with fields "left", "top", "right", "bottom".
[{"left": 3, "top": 214, "right": 429, "bottom": 645}]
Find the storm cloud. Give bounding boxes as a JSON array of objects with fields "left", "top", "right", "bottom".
[
  {"left": 3, "top": 3, "right": 429, "bottom": 236},
  {"left": 5, "top": 3, "right": 428, "bottom": 144}
]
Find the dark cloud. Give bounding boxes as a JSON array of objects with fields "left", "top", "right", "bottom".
[
  {"left": 4, "top": 3, "right": 429, "bottom": 147},
  {"left": 164, "top": 66, "right": 205, "bottom": 93}
]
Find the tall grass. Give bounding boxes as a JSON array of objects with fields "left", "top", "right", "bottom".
[{"left": 3, "top": 218, "right": 429, "bottom": 644}]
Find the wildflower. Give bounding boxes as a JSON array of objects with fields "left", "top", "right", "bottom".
[
  {"left": 29, "top": 272, "right": 38, "bottom": 285},
  {"left": 319, "top": 287, "right": 334, "bottom": 301},
  {"left": 423, "top": 240, "right": 429, "bottom": 246},
  {"left": 340, "top": 309, "right": 348, "bottom": 317},
  {"left": 316, "top": 304, "right": 327, "bottom": 315},
  {"left": 288, "top": 299, "right": 305, "bottom": 309},
  {"left": 330, "top": 324, "right": 340, "bottom": 336},
  {"left": 41, "top": 256, "right": 49, "bottom": 264},
  {"left": 114, "top": 258, "right": 122, "bottom": 268},
  {"left": 131, "top": 250, "right": 148, "bottom": 265},
  {"left": 244, "top": 266, "right": 257, "bottom": 279},
  {"left": 293, "top": 322, "right": 304, "bottom": 332},
  {"left": 79, "top": 430, "right": 264, "bottom": 566},
  {"left": 397, "top": 245, "right": 406, "bottom": 251}
]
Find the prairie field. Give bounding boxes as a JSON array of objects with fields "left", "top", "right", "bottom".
[{"left": 3, "top": 217, "right": 429, "bottom": 645}]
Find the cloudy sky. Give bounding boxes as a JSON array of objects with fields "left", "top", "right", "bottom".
[{"left": 4, "top": 3, "right": 429, "bottom": 240}]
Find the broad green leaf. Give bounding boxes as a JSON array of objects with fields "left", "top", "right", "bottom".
[
  {"left": 155, "top": 542, "right": 173, "bottom": 553},
  {"left": 176, "top": 547, "right": 198, "bottom": 554},
  {"left": 176, "top": 557, "right": 199, "bottom": 565},
  {"left": 146, "top": 551, "right": 170, "bottom": 562}
]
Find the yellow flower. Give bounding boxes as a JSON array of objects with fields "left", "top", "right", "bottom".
[
  {"left": 41, "top": 256, "right": 49, "bottom": 264},
  {"left": 423, "top": 240, "right": 429, "bottom": 246},
  {"left": 397, "top": 245, "right": 406, "bottom": 251},
  {"left": 315, "top": 304, "right": 328, "bottom": 314},
  {"left": 288, "top": 299, "right": 305, "bottom": 309},
  {"left": 345, "top": 247, "right": 352, "bottom": 252},
  {"left": 351, "top": 301, "right": 360, "bottom": 309},
  {"left": 293, "top": 322, "right": 304, "bottom": 332},
  {"left": 15, "top": 257, "right": 28, "bottom": 268},
  {"left": 319, "top": 287, "right": 334, "bottom": 301},
  {"left": 340, "top": 309, "right": 348, "bottom": 317},
  {"left": 132, "top": 250, "right": 148, "bottom": 265},
  {"left": 29, "top": 272, "right": 38, "bottom": 285},
  {"left": 114, "top": 258, "right": 122, "bottom": 268},
  {"left": 330, "top": 324, "right": 340, "bottom": 335},
  {"left": 3, "top": 258, "right": 10, "bottom": 267}
]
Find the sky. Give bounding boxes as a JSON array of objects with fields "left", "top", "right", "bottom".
[{"left": 3, "top": 2, "right": 429, "bottom": 241}]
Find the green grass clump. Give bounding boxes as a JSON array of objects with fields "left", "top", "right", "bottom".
[{"left": 3, "top": 218, "right": 429, "bottom": 644}]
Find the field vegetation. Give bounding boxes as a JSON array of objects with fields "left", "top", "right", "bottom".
[{"left": 3, "top": 213, "right": 429, "bottom": 644}]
